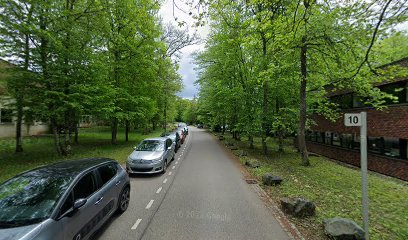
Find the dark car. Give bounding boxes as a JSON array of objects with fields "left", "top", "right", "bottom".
[
  {"left": 161, "top": 132, "right": 181, "bottom": 152},
  {"left": 197, "top": 124, "right": 203, "bottom": 128},
  {"left": 0, "top": 158, "right": 130, "bottom": 240}
]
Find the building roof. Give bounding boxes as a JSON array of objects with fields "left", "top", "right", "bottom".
[{"left": 326, "top": 57, "right": 408, "bottom": 97}]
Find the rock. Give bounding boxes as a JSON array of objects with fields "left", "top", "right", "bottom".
[
  {"left": 280, "top": 198, "right": 296, "bottom": 215},
  {"left": 239, "top": 150, "right": 248, "bottom": 156},
  {"left": 324, "top": 218, "right": 365, "bottom": 240},
  {"left": 262, "top": 173, "right": 283, "bottom": 186},
  {"left": 219, "top": 135, "right": 225, "bottom": 140},
  {"left": 245, "top": 159, "right": 260, "bottom": 168},
  {"left": 280, "top": 197, "right": 316, "bottom": 217}
]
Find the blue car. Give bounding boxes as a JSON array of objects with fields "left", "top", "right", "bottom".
[{"left": 0, "top": 158, "right": 130, "bottom": 240}]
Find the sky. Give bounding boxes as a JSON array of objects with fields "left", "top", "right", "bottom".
[{"left": 159, "top": 0, "right": 209, "bottom": 100}]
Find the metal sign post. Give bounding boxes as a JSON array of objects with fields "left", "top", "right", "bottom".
[{"left": 344, "top": 112, "right": 369, "bottom": 240}]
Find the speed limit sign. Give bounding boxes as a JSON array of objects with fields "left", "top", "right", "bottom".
[{"left": 344, "top": 113, "right": 362, "bottom": 126}]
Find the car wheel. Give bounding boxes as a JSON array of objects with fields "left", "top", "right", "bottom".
[
  {"left": 162, "top": 160, "right": 167, "bottom": 173},
  {"left": 171, "top": 154, "right": 175, "bottom": 161},
  {"left": 117, "top": 186, "right": 130, "bottom": 214}
]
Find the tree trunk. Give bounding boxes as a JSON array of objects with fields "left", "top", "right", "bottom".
[
  {"left": 261, "top": 33, "right": 268, "bottom": 155},
  {"left": 249, "top": 135, "right": 254, "bottom": 149},
  {"left": 74, "top": 122, "right": 78, "bottom": 144},
  {"left": 163, "top": 101, "right": 167, "bottom": 131},
  {"left": 278, "top": 130, "right": 284, "bottom": 152},
  {"left": 299, "top": 36, "right": 310, "bottom": 166},
  {"left": 125, "top": 120, "right": 129, "bottom": 142},
  {"left": 111, "top": 118, "right": 118, "bottom": 144},
  {"left": 15, "top": 96, "right": 24, "bottom": 152},
  {"left": 62, "top": 126, "right": 71, "bottom": 155},
  {"left": 52, "top": 123, "right": 62, "bottom": 155}
]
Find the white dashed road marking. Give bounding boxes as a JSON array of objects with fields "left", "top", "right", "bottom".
[
  {"left": 172, "top": 166, "right": 175, "bottom": 169},
  {"left": 156, "top": 187, "right": 162, "bottom": 194},
  {"left": 146, "top": 200, "right": 154, "bottom": 209},
  {"left": 163, "top": 178, "right": 168, "bottom": 184},
  {"left": 168, "top": 171, "right": 172, "bottom": 176},
  {"left": 131, "top": 219, "right": 142, "bottom": 230}
]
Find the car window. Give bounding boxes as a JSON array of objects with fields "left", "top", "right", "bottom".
[
  {"left": 0, "top": 170, "right": 73, "bottom": 227},
  {"left": 98, "top": 164, "right": 117, "bottom": 186},
  {"left": 136, "top": 140, "right": 164, "bottom": 151},
  {"left": 73, "top": 172, "right": 97, "bottom": 200}
]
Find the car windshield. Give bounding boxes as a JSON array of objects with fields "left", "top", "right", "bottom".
[
  {"left": 136, "top": 140, "right": 164, "bottom": 151},
  {"left": 0, "top": 170, "right": 74, "bottom": 228}
]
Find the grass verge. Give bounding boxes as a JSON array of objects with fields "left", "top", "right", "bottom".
[
  {"left": 220, "top": 133, "right": 408, "bottom": 240},
  {"left": 0, "top": 126, "right": 163, "bottom": 183}
]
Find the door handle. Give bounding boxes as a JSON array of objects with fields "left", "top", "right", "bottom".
[
  {"left": 115, "top": 180, "right": 121, "bottom": 186},
  {"left": 94, "top": 197, "right": 103, "bottom": 205}
]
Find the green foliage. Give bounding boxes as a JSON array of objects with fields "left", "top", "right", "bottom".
[
  {"left": 0, "top": 0, "right": 184, "bottom": 153},
  {"left": 194, "top": 0, "right": 407, "bottom": 163}
]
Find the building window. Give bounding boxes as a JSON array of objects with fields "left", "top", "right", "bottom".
[
  {"left": 0, "top": 108, "right": 13, "bottom": 123},
  {"left": 330, "top": 93, "right": 353, "bottom": 109},
  {"left": 325, "top": 132, "right": 332, "bottom": 145},
  {"left": 383, "top": 138, "right": 400, "bottom": 158},
  {"left": 379, "top": 81, "right": 408, "bottom": 104},
  {"left": 332, "top": 133, "right": 341, "bottom": 146},
  {"left": 340, "top": 134, "right": 353, "bottom": 149},
  {"left": 368, "top": 137, "right": 384, "bottom": 154},
  {"left": 316, "top": 132, "right": 324, "bottom": 143}
]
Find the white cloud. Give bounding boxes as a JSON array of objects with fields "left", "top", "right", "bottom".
[{"left": 159, "top": 0, "right": 208, "bottom": 99}]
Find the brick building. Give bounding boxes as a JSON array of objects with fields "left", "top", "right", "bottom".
[{"left": 306, "top": 58, "right": 408, "bottom": 181}]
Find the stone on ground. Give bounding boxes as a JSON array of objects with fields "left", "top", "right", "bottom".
[{"left": 324, "top": 217, "right": 365, "bottom": 240}]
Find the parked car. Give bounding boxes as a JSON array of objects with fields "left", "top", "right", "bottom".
[
  {"left": 161, "top": 132, "right": 181, "bottom": 152},
  {"left": 0, "top": 158, "right": 130, "bottom": 240},
  {"left": 197, "top": 124, "right": 203, "bottom": 128},
  {"left": 176, "top": 128, "right": 186, "bottom": 144},
  {"left": 178, "top": 123, "right": 188, "bottom": 135},
  {"left": 126, "top": 137, "right": 175, "bottom": 174}
]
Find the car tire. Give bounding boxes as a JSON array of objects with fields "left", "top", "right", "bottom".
[
  {"left": 171, "top": 154, "right": 175, "bottom": 161},
  {"left": 162, "top": 160, "right": 167, "bottom": 173},
  {"left": 116, "top": 186, "right": 130, "bottom": 214}
]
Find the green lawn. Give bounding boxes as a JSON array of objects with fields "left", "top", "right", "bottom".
[
  {"left": 222, "top": 134, "right": 408, "bottom": 240},
  {"left": 0, "top": 126, "right": 163, "bottom": 183}
]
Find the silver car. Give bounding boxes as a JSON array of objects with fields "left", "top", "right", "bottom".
[
  {"left": 0, "top": 158, "right": 130, "bottom": 240},
  {"left": 126, "top": 137, "right": 175, "bottom": 174}
]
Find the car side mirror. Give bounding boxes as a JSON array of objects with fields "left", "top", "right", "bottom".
[
  {"left": 58, "top": 198, "right": 87, "bottom": 220},
  {"left": 73, "top": 198, "right": 87, "bottom": 209}
]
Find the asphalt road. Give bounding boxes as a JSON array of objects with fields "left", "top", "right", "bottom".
[{"left": 94, "top": 127, "right": 291, "bottom": 240}]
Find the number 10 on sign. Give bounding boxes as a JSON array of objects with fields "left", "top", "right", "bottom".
[{"left": 344, "top": 113, "right": 362, "bottom": 126}]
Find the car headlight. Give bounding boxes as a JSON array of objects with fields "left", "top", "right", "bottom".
[{"left": 151, "top": 158, "right": 162, "bottom": 164}]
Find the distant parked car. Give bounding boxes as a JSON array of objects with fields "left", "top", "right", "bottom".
[
  {"left": 176, "top": 128, "right": 186, "bottom": 144},
  {"left": 0, "top": 158, "right": 130, "bottom": 240},
  {"left": 178, "top": 123, "right": 188, "bottom": 135},
  {"left": 197, "top": 124, "right": 203, "bottom": 128},
  {"left": 161, "top": 131, "right": 181, "bottom": 152},
  {"left": 126, "top": 137, "right": 175, "bottom": 174}
]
